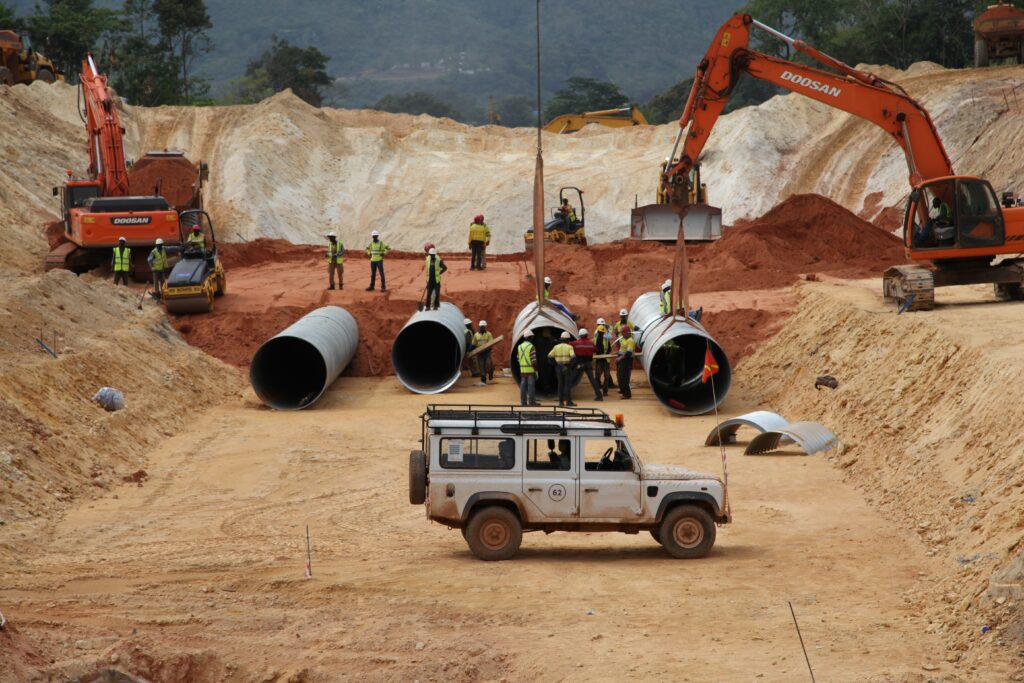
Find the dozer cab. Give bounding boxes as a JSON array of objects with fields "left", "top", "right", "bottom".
[
  {"left": 0, "top": 30, "right": 62, "bottom": 85},
  {"left": 631, "top": 162, "right": 722, "bottom": 243},
  {"left": 525, "top": 187, "right": 588, "bottom": 249},
  {"left": 163, "top": 210, "right": 225, "bottom": 315}
]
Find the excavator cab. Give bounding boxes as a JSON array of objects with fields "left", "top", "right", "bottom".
[{"left": 905, "top": 178, "right": 1005, "bottom": 253}]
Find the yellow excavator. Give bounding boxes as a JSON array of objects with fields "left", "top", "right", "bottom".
[
  {"left": 630, "top": 161, "right": 722, "bottom": 242},
  {"left": 543, "top": 105, "right": 647, "bottom": 134}
]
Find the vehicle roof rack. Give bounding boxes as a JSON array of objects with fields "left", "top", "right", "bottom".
[{"left": 424, "top": 404, "right": 618, "bottom": 436}]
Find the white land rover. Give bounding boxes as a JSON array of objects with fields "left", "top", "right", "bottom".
[{"left": 409, "top": 404, "right": 730, "bottom": 561}]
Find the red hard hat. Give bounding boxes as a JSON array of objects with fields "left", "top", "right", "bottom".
[
  {"left": 474, "top": 214, "right": 484, "bottom": 223},
  {"left": 423, "top": 242, "right": 435, "bottom": 253},
  {"left": 191, "top": 226, "right": 201, "bottom": 232}
]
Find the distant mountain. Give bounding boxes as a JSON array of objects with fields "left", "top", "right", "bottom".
[{"left": 9, "top": 0, "right": 746, "bottom": 117}]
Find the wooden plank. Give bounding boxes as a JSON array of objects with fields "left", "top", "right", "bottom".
[{"left": 466, "top": 335, "right": 505, "bottom": 358}]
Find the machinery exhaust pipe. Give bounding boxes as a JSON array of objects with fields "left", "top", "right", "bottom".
[
  {"left": 392, "top": 302, "right": 467, "bottom": 394},
  {"left": 250, "top": 306, "right": 359, "bottom": 410},
  {"left": 509, "top": 301, "right": 578, "bottom": 396},
  {"left": 629, "top": 292, "right": 731, "bottom": 415}
]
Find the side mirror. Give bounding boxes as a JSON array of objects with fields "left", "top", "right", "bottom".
[{"left": 52, "top": 187, "right": 58, "bottom": 197}]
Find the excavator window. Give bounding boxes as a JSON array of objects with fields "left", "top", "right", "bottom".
[{"left": 956, "top": 179, "right": 1003, "bottom": 248}]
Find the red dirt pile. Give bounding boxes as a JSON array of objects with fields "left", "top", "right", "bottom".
[{"left": 127, "top": 154, "right": 200, "bottom": 210}]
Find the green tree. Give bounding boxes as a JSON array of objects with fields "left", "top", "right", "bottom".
[
  {"left": 493, "top": 95, "right": 533, "bottom": 127},
  {"left": 110, "top": 0, "right": 179, "bottom": 105},
  {"left": 543, "top": 76, "right": 630, "bottom": 122},
  {"left": 0, "top": 4, "right": 20, "bottom": 29},
  {"left": 235, "top": 35, "right": 334, "bottom": 107},
  {"left": 374, "top": 91, "right": 461, "bottom": 120},
  {"left": 153, "top": 0, "right": 211, "bottom": 103},
  {"left": 25, "top": 0, "right": 123, "bottom": 79}
]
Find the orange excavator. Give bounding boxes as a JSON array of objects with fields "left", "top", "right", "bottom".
[
  {"left": 662, "top": 13, "right": 1024, "bottom": 310},
  {"left": 46, "top": 54, "right": 204, "bottom": 278}
]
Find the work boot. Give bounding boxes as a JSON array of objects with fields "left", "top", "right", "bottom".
[
  {"left": 365, "top": 286, "right": 374, "bottom": 291},
  {"left": 566, "top": 401, "right": 577, "bottom": 407},
  {"left": 594, "top": 395, "right": 603, "bottom": 401},
  {"left": 529, "top": 401, "right": 541, "bottom": 407},
  {"left": 328, "top": 285, "right": 335, "bottom": 290},
  {"left": 381, "top": 286, "right": 387, "bottom": 292}
]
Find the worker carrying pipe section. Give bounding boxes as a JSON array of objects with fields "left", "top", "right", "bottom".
[
  {"left": 628, "top": 292, "right": 731, "bottom": 415},
  {"left": 250, "top": 306, "right": 359, "bottom": 410},
  {"left": 392, "top": 302, "right": 467, "bottom": 394},
  {"left": 510, "top": 301, "right": 578, "bottom": 396}
]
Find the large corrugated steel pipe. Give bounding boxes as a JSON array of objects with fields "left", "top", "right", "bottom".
[
  {"left": 392, "top": 302, "right": 467, "bottom": 394},
  {"left": 509, "top": 300, "right": 578, "bottom": 396},
  {"left": 629, "top": 292, "right": 731, "bottom": 416},
  {"left": 250, "top": 306, "right": 359, "bottom": 410}
]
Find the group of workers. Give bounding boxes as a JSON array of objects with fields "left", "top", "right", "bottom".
[{"left": 111, "top": 224, "right": 206, "bottom": 298}]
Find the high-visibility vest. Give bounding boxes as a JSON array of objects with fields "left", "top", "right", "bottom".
[
  {"left": 367, "top": 240, "right": 389, "bottom": 262},
  {"left": 149, "top": 247, "right": 167, "bottom": 271},
  {"left": 464, "top": 328, "right": 474, "bottom": 347},
  {"left": 517, "top": 341, "right": 536, "bottom": 374},
  {"left": 425, "top": 254, "right": 443, "bottom": 282},
  {"left": 327, "top": 241, "right": 344, "bottom": 263},
  {"left": 548, "top": 342, "right": 575, "bottom": 365},
  {"left": 113, "top": 246, "right": 131, "bottom": 272},
  {"left": 544, "top": 287, "right": 550, "bottom": 300},
  {"left": 473, "top": 331, "right": 493, "bottom": 347},
  {"left": 660, "top": 289, "right": 671, "bottom": 315},
  {"left": 617, "top": 337, "right": 636, "bottom": 355},
  {"left": 187, "top": 232, "right": 205, "bottom": 249},
  {"left": 468, "top": 222, "right": 490, "bottom": 243}
]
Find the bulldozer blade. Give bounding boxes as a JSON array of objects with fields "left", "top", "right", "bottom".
[
  {"left": 164, "top": 295, "right": 212, "bottom": 315},
  {"left": 630, "top": 203, "right": 723, "bottom": 242}
]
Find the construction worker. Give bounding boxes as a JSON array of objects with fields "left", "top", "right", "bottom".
[
  {"left": 542, "top": 275, "right": 577, "bottom": 320},
  {"left": 660, "top": 280, "right": 673, "bottom": 315},
  {"left": 147, "top": 238, "right": 168, "bottom": 298},
  {"left": 326, "top": 231, "right": 344, "bottom": 290},
  {"left": 464, "top": 318, "right": 480, "bottom": 377},
  {"left": 366, "top": 230, "right": 390, "bottom": 291},
  {"left": 424, "top": 247, "right": 447, "bottom": 310},
  {"left": 473, "top": 320, "right": 495, "bottom": 385},
  {"left": 570, "top": 328, "right": 602, "bottom": 401},
  {"left": 517, "top": 330, "right": 539, "bottom": 406},
  {"left": 112, "top": 236, "right": 130, "bottom": 286},
  {"left": 548, "top": 331, "right": 577, "bottom": 407},
  {"left": 615, "top": 326, "right": 637, "bottom": 399},
  {"left": 559, "top": 198, "right": 577, "bottom": 224},
  {"left": 613, "top": 309, "right": 634, "bottom": 337},
  {"left": 594, "top": 319, "right": 615, "bottom": 395},
  {"left": 186, "top": 225, "right": 205, "bottom": 251},
  {"left": 468, "top": 214, "right": 490, "bottom": 270}
]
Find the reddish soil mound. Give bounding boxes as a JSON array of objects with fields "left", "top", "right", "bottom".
[
  {"left": 218, "top": 239, "right": 319, "bottom": 269},
  {"left": 127, "top": 155, "right": 200, "bottom": 210},
  {"left": 43, "top": 219, "right": 66, "bottom": 250}
]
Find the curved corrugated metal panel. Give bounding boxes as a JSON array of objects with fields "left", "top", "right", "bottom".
[
  {"left": 704, "top": 410, "right": 790, "bottom": 446},
  {"left": 744, "top": 421, "right": 838, "bottom": 456}
]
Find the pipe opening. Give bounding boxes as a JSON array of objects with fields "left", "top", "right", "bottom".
[
  {"left": 648, "top": 336, "right": 732, "bottom": 416},
  {"left": 250, "top": 336, "right": 327, "bottom": 410},
  {"left": 511, "top": 326, "right": 572, "bottom": 396},
  {"left": 392, "top": 320, "right": 463, "bottom": 394}
]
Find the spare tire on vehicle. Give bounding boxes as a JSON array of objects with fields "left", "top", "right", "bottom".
[{"left": 409, "top": 450, "right": 427, "bottom": 504}]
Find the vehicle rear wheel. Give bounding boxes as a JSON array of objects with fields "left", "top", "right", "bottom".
[
  {"left": 0, "top": 67, "right": 14, "bottom": 86},
  {"left": 465, "top": 506, "right": 522, "bottom": 561},
  {"left": 408, "top": 450, "right": 427, "bottom": 505},
  {"left": 35, "top": 67, "right": 55, "bottom": 84},
  {"left": 976, "top": 39, "right": 990, "bottom": 68},
  {"left": 659, "top": 505, "right": 716, "bottom": 559}
]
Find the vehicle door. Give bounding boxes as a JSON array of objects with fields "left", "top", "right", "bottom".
[
  {"left": 578, "top": 437, "right": 642, "bottom": 519},
  {"left": 521, "top": 437, "right": 578, "bottom": 520}
]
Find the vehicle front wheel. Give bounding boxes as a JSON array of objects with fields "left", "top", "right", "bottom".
[
  {"left": 465, "top": 506, "right": 522, "bottom": 561},
  {"left": 649, "top": 528, "right": 662, "bottom": 545},
  {"left": 659, "top": 505, "right": 716, "bottom": 559}
]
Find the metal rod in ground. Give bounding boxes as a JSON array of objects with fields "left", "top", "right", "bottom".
[
  {"left": 305, "top": 525, "right": 312, "bottom": 578},
  {"left": 35, "top": 338, "right": 58, "bottom": 358},
  {"left": 789, "top": 601, "right": 817, "bottom": 683}
]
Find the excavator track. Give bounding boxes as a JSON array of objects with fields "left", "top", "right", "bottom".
[{"left": 883, "top": 265, "right": 935, "bottom": 311}]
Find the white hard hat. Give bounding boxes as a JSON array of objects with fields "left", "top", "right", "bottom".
[
  {"left": 428, "top": 247, "right": 437, "bottom": 255},
  {"left": 578, "top": 328, "right": 588, "bottom": 336},
  {"left": 154, "top": 238, "right": 164, "bottom": 245},
  {"left": 479, "top": 320, "right": 487, "bottom": 327},
  {"left": 544, "top": 276, "right": 552, "bottom": 285},
  {"left": 619, "top": 308, "right": 628, "bottom": 316},
  {"left": 464, "top": 318, "right": 472, "bottom": 325},
  {"left": 523, "top": 330, "right": 534, "bottom": 338},
  {"left": 327, "top": 231, "right": 337, "bottom": 238},
  {"left": 596, "top": 317, "right": 606, "bottom": 326},
  {"left": 560, "top": 331, "right": 571, "bottom": 340},
  {"left": 662, "top": 279, "right": 672, "bottom": 290},
  {"left": 118, "top": 236, "right": 126, "bottom": 241},
  {"left": 371, "top": 230, "right": 380, "bottom": 237}
]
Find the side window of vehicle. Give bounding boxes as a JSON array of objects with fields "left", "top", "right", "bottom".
[
  {"left": 583, "top": 439, "right": 634, "bottom": 472},
  {"left": 439, "top": 438, "right": 515, "bottom": 470},
  {"left": 526, "top": 438, "right": 572, "bottom": 471}
]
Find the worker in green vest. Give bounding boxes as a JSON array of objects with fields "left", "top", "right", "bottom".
[
  {"left": 473, "top": 320, "right": 495, "bottom": 385},
  {"left": 147, "top": 238, "right": 168, "bottom": 297},
  {"left": 517, "top": 330, "right": 539, "bottom": 406},
  {"left": 660, "top": 280, "right": 673, "bottom": 315},
  {"left": 186, "top": 225, "right": 205, "bottom": 251},
  {"left": 326, "top": 231, "right": 344, "bottom": 290},
  {"left": 366, "top": 230, "right": 390, "bottom": 291},
  {"left": 112, "top": 236, "right": 131, "bottom": 286},
  {"left": 548, "top": 331, "right": 577, "bottom": 407},
  {"left": 424, "top": 247, "right": 447, "bottom": 310},
  {"left": 615, "top": 327, "right": 637, "bottom": 399}
]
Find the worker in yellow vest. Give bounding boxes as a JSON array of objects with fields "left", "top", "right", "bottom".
[
  {"left": 326, "top": 231, "right": 345, "bottom": 290},
  {"left": 615, "top": 327, "right": 637, "bottom": 399},
  {"left": 366, "top": 230, "right": 390, "bottom": 291},
  {"left": 112, "top": 236, "right": 131, "bottom": 286},
  {"left": 147, "top": 238, "right": 168, "bottom": 297},
  {"left": 473, "top": 320, "right": 495, "bottom": 385},
  {"left": 468, "top": 214, "right": 491, "bottom": 270},
  {"left": 186, "top": 225, "right": 205, "bottom": 251},
  {"left": 517, "top": 330, "right": 539, "bottom": 406},
  {"left": 548, "top": 331, "right": 577, "bottom": 407},
  {"left": 424, "top": 247, "right": 448, "bottom": 309}
]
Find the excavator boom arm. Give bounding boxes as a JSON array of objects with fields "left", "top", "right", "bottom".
[
  {"left": 665, "top": 14, "right": 953, "bottom": 198},
  {"left": 79, "top": 54, "right": 130, "bottom": 197}
]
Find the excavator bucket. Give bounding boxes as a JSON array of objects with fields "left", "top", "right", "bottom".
[{"left": 630, "top": 203, "right": 723, "bottom": 242}]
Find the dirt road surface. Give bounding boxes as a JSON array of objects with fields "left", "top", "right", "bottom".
[{"left": 3, "top": 374, "right": 952, "bottom": 681}]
